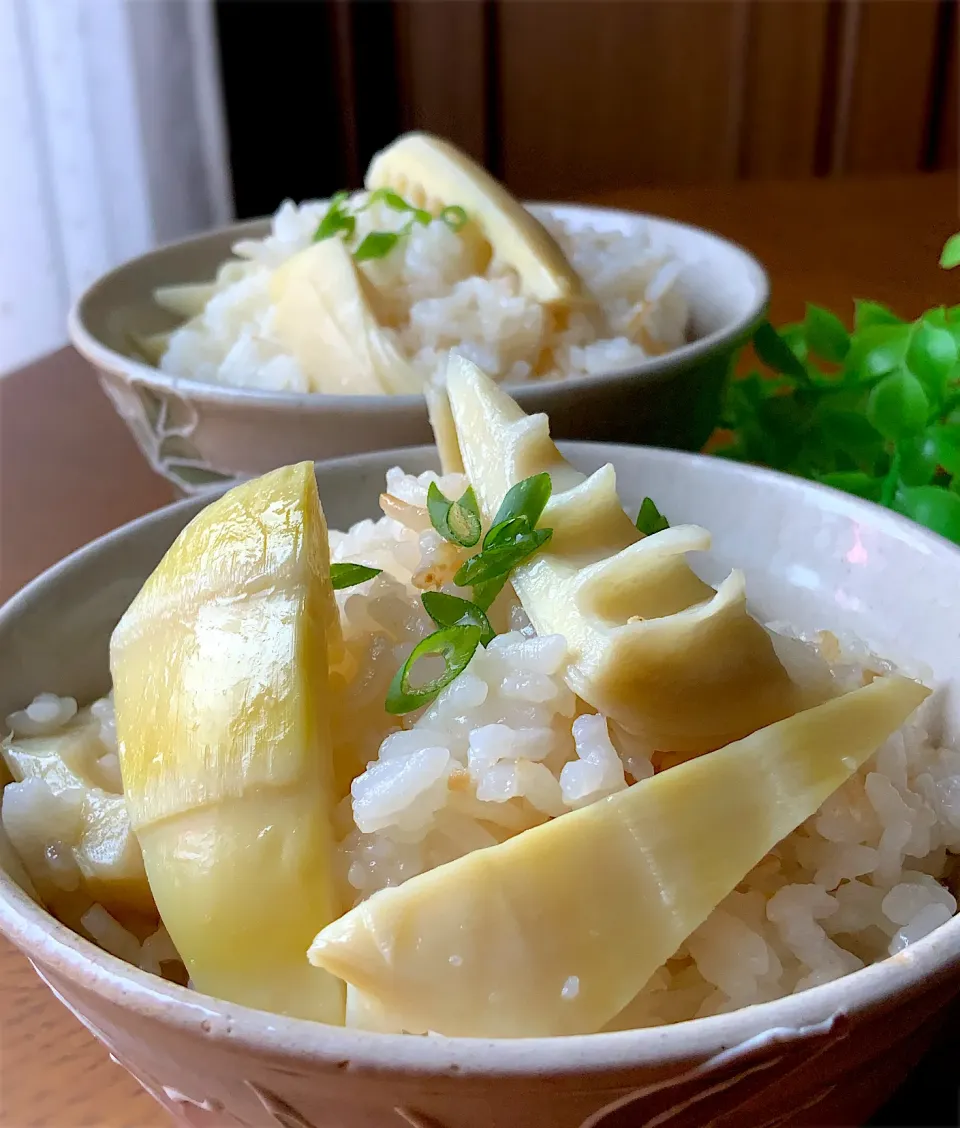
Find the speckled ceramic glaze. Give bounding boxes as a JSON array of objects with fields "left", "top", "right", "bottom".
[
  {"left": 67, "top": 206, "right": 768, "bottom": 495},
  {"left": 1, "top": 445, "right": 960, "bottom": 1128}
]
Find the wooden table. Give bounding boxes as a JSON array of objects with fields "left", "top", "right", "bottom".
[{"left": 1, "top": 172, "right": 958, "bottom": 1127}]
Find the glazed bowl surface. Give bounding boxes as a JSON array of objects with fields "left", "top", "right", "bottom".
[
  {"left": 1, "top": 443, "right": 959, "bottom": 1128},
  {"left": 68, "top": 205, "right": 769, "bottom": 495}
]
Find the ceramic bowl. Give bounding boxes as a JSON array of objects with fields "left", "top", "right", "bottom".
[
  {"left": 2, "top": 444, "right": 959, "bottom": 1128},
  {"left": 68, "top": 206, "right": 768, "bottom": 496}
]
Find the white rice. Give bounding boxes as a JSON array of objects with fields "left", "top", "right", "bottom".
[
  {"left": 158, "top": 196, "right": 689, "bottom": 393},
  {"left": 3, "top": 466, "right": 959, "bottom": 1029}
]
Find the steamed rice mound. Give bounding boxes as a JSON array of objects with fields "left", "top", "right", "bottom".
[
  {"left": 159, "top": 199, "right": 690, "bottom": 393},
  {"left": 3, "top": 466, "right": 959, "bottom": 1028}
]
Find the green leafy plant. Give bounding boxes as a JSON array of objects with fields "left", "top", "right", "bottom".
[{"left": 713, "top": 234, "right": 960, "bottom": 545}]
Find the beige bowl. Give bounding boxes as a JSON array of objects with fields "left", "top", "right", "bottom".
[
  {"left": 1, "top": 443, "right": 959, "bottom": 1128},
  {"left": 68, "top": 205, "right": 768, "bottom": 495}
]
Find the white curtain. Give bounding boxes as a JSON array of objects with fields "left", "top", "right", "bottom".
[{"left": 0, "top": 0, "right": 233, "bottom": 375}]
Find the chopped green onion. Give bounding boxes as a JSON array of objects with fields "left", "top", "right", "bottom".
[
  {"left": 315, "top": 188, "right": 468, "bottom": 260},
  {"left": 441, "top": 205, "right": 468, "bottom": 232},
  {"left": 454, "top": 528, "right": 552, "bottom": 588},
  {"left": 421, "top": 591, "right": 495, "bottom": 646},
  {"left": 313, "top": 192, "right": 355, "bottom": 243},
  {"left": 636, "top": 497, "right": 669, "bottom": 535},
  {"left": 385, "top": 625, "right": 482, "bottom": 715},
  {"left": 483, "top": 515, "right": 532, "bottom": 550},
  {"left": 364, "top": 187, "right": 409, "bottom": 212},
  {"left": 470, "top": 576, "right": 508, "bottom": 613},
  {"left": 489, "top": 472, "right": 552, "bottom": 531},
  {"left": 427, "top": 482, "right": 482, "bottom": 547},
  {"left": 354, "top": 231, "right": 401, "bottom": 262},
  {"left": 330, "top": 562, "right": 382, "bottom": 590},
  {"left": 363, "top": 188, "right": 431, "bottom": 228}
]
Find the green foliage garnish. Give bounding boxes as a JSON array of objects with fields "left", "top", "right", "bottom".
[
  {"left": 427, "top": 482, "right": 482, "bottom": 547},
  {"left": 312, "top": 188, "right": 467, "bottom": 262},
  {"left": 330, "top": 562, "right": 382, "bottom": 589},
  {"left": 421, "top": 591, "right": 495, "bottom": 646},
  {"left": 636, "top": 497, "right": 669, "bottom": 535},
  {"left": 714, "top": 232, "right": 960, "bottom": 545},
  {"left": 386, "top": 474, "right": 554, "bottom": 713},
  {"left": 385, "top": 625, "right": 482, "bottom": 715}
]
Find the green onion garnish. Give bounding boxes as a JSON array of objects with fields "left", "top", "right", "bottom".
[
  {"left": 636, "top": 497, "right": 669, "bottom": 535},
  {"left": 314, "top": 188, "right": 466, "bottom": 261},
  {"left": 440, "top": 205, "right": 468, "bottom": 231},
  {"left": 427, "top": 482, "right": 481, "bottom": 547},
  {"left": 421, "top": 591, "right": 495, "bottom": 646},
  {"left": 363, "top": 188, "right": 432, "bottom": 228},
  {"left": 482, "top": 515, "right": 531, "bottom": 550},
  {"left": 463, "top": 472, "right": 554, "bottom": 609},
  {"left": 454, "top": 528, "right": 552, "bottom": 588},
  {"left": 313, "top": 192, "right": 355, "bottom": 243},
  {"left": 330, "top": 562, "right": 382, "bottom": 590},
  {"left": 354, "top": 231, "right": 401, "bottom": 263},
  {"left": 364, "top": 187, "right": 408, "bottom": 212},
  {"left": 488, "top": 472, "right": 552, "bottom": 532},
  {"left": 385, "top": 624, "right": 482, "bottom": 715}
]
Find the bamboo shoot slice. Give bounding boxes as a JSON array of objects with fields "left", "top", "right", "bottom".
[
  {"left": 111, "top": 463, "right": 345, "bottom": 1022},
  {"left": 2, "top": 720, "right": 154, "bottom": 916},
  {"left": 270, "top": 238, "right": 424, "bottom": 396},
  {"left": 443, "top": 354, "right": 802, "bottom": 753},
  {"left": 366, "top": 132, "right": 590, "bottom": 310},
  {"left": 309, "top": 675, "right": 929, "bottom": 1037}
]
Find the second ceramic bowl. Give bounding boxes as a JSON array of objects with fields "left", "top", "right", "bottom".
[{"left": 68, "top": 205, "right": 768, "bottom": 495}]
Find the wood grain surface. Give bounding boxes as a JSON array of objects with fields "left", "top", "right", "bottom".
[
  {"left": 384, "top": 0, "right": 956, "bottom": 195},
  {"left": 0, "top": 173, "right": 958, "bottom": 1127}
]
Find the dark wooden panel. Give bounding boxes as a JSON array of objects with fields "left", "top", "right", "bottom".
[
  {"left": 214, "top": 0, "right": 348, "bottom": 215},
  {"left": 740, "top": 0, "right": 831, "bottom": 178},
  {"left": 937, "top": 3, "right": 958, "bottom": 168},
  {"left": 833, "top": 0, "right": 941, "bottom": 174},
  {"left": 394, "top": 0, "right": 488, "bottom": 164},
  {"left": 496, "top": 0, "right": 747, "bottom": 197}
]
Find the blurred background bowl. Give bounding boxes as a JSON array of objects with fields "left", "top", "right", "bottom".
[{"left": 69, "top": 204, "right": 768, "bottom": 496}]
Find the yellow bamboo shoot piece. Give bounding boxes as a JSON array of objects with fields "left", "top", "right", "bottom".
[
  {"left": 310, "top": 675, "right": 928, "bottom": 1037},
  {"left": 443, "top": 355, "right": 802, "bottom": 752},
  {"left": 424, "top": 380, "right": 464, "bottom": 476},
  {"left": 111, "top": 463, "right": 345, "bottom": 1022},
  {"left": 153, "top": 283, "right": 216, "bottom": 320},
  {"left": 270, "top": 238, "right": 424, "bottom": 396},
  {"left": 366, "top": 133, "right": 590, "bottom": 310},
  {"left": 2, "top": 719, "right": 154, "bottom": 917}
]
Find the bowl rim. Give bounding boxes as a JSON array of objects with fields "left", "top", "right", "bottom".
[
  {"left": 2, "top": 442, "right": 959, "bottom": 1077},
  {"left": 67, "top": 202, "right": 770, "bottom": 411}
]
